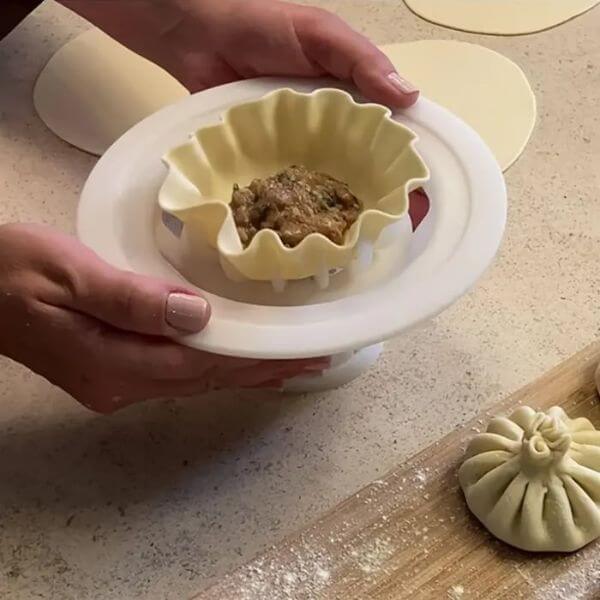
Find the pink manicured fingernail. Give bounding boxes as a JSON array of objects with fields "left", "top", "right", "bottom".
[
  {"left": 387, "top": 72, "right": 418, "bottom": 95},
  {"left": 165, "top": 293, "right": 210, "bottom": 332}
]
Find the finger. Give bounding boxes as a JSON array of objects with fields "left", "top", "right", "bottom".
[
  {"left": 53, "top": 239, "right": 211, "bottom": 335},
  {"left": 176, "top": 56, "right": 241, "bottom": 93},
  {"left": 295, "top": 8, "right": 419, "bottom": 108},
  {"left": 158, "top": 358, "right": 328, "bottom": 392},
  {"left": 33, "top": 304, "right": 323, "bottom": 412},
  {"left": 87, "top": 357, "right": 328, "bottom": 413},
  {"left": 80, "top": 270, "right": 210, "bottom": 336},
  {"left": 110, "top": 360, "right": 323, "bottom": 411},
  {"left": 107, "top": 376, "right": 283, "bottom": 412},
  {"left": 214, "top": 360, "right": 324, "bottom": 389},
  {"left": 99, "top": 327, "right": 329, "bottom": 382},
  {"left": 98, "top": 329, "right": 265, "bottom": 380}
]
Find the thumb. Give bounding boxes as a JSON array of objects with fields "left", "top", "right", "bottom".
[
  {"left": 294, "top": 8, "right": 419, "bottom": 109},
  {"left": 66, "top": 250, "right": 211, "bottom": 336}
]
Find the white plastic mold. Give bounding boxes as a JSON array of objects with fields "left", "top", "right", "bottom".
[{"left": 77, "top": 78, "right": 507, "bottom": 360}]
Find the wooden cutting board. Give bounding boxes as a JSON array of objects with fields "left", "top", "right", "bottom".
[{"left": 194, "top": 344, "right": 600, "bottom": 600}]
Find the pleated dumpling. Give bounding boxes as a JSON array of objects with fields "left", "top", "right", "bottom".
[{"left": 459, "top": 406, "right": 600, "bottom": 552}]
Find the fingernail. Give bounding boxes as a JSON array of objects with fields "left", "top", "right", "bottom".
[
  {"left": 166, "top": 293, "right": 210, "bottom": 332},
  {"left": 387, "top": 72, "right": 418, "bottom": 95}
]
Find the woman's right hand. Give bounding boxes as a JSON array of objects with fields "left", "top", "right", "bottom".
[{"left": 0, "top": 224, "right": 327, "bottom": 413}]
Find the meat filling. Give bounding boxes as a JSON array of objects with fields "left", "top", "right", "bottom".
[{"left": 230, "top": 165, "right": 363, "bottom": 248}]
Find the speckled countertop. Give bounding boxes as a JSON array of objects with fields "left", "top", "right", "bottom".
[{"left": 0, "top": 1, "right": 599, "bottom": 599}]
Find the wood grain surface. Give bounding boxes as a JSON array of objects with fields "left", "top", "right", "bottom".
[{"left": 195, "top": 344, "right": 600, "bottom": 600}]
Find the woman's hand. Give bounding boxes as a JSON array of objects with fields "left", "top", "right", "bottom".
[
  {"left": 61, "top": 0, "right": 419, "bottom": 108},
  {"left": 0, "top": 224, "right": 327, "bottom": 413}
]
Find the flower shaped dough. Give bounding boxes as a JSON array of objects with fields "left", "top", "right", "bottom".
[
  {"left": 159, "top": 88, "right": 429, "bottom": 283},
  {"left": 459, "top": 406, "right": 600, "bottom": 552}
]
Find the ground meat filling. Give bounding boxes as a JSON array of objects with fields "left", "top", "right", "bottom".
[{"left": 230, "top": 166, "right": 363, "bottom": 248}]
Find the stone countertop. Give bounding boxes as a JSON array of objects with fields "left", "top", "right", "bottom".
[{"left": 0, "top": 1, "right": 598, "bottom": 598}]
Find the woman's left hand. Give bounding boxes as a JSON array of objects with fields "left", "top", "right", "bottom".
[{"left": 61, "top": 0, "right": 418, "bottom": 109}]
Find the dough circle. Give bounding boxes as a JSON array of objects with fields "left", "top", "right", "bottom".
[
  {"left": 34, "top": 29, "right": 189, "bottom": 156},
  {"left": 459, "top": 406, "right": 600, "bottom": 552},
  {"left": 404, "top": 0, "right": 600, "bottom": 36},
  {"left": 381, "top": 40, "right": 536, "bottom": 171}
]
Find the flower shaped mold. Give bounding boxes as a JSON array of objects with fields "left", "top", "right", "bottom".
[{"left": 158, "top": 88, "right": 429, "bottom": 285}]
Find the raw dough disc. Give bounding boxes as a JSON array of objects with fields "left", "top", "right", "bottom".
[
  {"left": 404, "top": 0, "right": 600, "bottom": 36},
  {"left": 381, "top": 40, "right": 536, "bottom": 170},
  {"left": 34, "top": 28, "right": 189, "bottom": 155}
]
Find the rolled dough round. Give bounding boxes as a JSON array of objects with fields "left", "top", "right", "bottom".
[
  {"left": 34, "top": 29, "right": 189, "bottom": 156},
  {"left": 381, "top": 40, "right": 536, "bottom": 171},
  {"left": 404, "top": 0, "right": 600, "bottom": 35}
]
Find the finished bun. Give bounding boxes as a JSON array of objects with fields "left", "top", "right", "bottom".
[{"left": 459, "top": 406, "right": 600, "bottom": 552}]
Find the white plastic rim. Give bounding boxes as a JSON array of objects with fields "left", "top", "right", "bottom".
[{"left": 77, "top": 77, "right": 507, "bottom": 359}]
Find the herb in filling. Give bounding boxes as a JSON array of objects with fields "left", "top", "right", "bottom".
[{"left": 230, "top": 165, "right": 363, "bottom": 248}]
